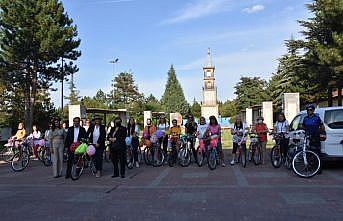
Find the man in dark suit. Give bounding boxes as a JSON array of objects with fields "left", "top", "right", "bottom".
[
  {"left": 65, "top": 117, "right": 87, "bottom": 179},
  {"left": 86, "top": 115, "right": 106, "bottom": 178},
  {"left": 108, "top": 117, "right": 127, "bottom": 178}
]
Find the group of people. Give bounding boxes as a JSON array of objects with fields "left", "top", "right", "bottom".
[{"left": 9, "top": 103, "right": 325, "bottom": 178}]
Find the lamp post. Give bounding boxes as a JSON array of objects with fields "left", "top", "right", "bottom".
[
  {"left": 61, "top": 57, "right": 64, "bottom": 118},
  {"left": 109, "top": 58, "right": 119, "bottom": 108}
]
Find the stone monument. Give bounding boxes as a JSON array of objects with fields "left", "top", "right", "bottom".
[{"left": 283, "top": 93, "right": 300, "bottom": 122}]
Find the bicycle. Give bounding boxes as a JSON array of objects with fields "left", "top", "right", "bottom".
[
  {"left": 145, "top": 135, "right": 164, "bottom": 167},
  {"left": 236, "top": 137, "right": 247, "bottom": 168},
  {"left": 292, "top": 130, "right": 321, "bottom": 178},
  {"left": 248, "top": 133, "right": 262, "bottom": 165},
  {"left": 126, "top": 139, "right": 142, "bottom": 169},
  {"left": 70, "top": 140, "right": 96, "bottom": 180},
  {"left": 196, "top": 137, "right": 210, "bottom": 167},
  {"left": 178, "top": 135, "right": 192, "bottom": 167},
  {"left": 167, "top": 137, "right": 179, "bottom": 167},
  {"left": 208, "top": 135, "right": 220, "bottom": 170},
  {"left": 35, "top": 139, "right": 52, "bottom": 167},
  {"left": 11, "top": 137, "right": 34, "bottom": 172},
  {"left": 1, "top": 137, "right": 19, "bottom": 162},
  {"left": 270, "top": 132, "right": 287, "bottom": 168}
]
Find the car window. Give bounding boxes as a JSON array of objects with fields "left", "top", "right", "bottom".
[
  {"left": 324, "top": 109, "right": 343, "bottom": 129},
  {"left": 290, "top": 115, "right": 302, "bottom": 131}
]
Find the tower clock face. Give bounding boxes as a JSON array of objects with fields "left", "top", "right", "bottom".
[{"left": 206, "top": 70, "right": 212, "bottom": 77}]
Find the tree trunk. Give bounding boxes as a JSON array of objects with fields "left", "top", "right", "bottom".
[
  {"left": 24, "top": 71, "right": 37, "bottom": 134},
  {"left": 327, "top": 87, "right": 333, "bottom": 107},
  {"left": 338, "top": 88, "right": 342, "bottom": 106}
]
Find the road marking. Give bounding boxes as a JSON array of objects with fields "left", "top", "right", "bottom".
[
  {"left": 233, "top": 168, "right": 249, "bottom": 187},
  {"left": 149, "top": 168, "right": 171, "bottom": 187}
]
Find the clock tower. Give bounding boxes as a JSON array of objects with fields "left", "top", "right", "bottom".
[{"left": 201, "top": 48, "right": 219, "bottom": 119}]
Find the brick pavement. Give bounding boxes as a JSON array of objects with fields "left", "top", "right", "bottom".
[{"left": 0, "top": 154, "right": 342, "bottom": 221}]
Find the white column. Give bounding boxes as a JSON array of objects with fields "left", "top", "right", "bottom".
[
  {"left": 283, "top": 93, "right": 300, "bottom": 122},
  {"left": 246, "top": 108, "right": 253, "bottom": 128},
  {"left": 262, "top": 101, "right": 273, "bottom": 130},
  {"left": 144, "top": 111, "right": 152, "bottom": 127}
]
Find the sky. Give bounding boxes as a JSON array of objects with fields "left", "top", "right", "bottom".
[{"left": 52, "top": 0, "right": 312, "bottom": 107}]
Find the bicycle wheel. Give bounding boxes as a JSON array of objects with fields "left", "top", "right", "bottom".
[
  {"left": 2, "top": 146, "right": 16, "bottom": 163},
  {"left": 292, "top": 150, "right": 320, "bottom": 178},
  {"left": 208, "top": 149, "right": 217, "bottom": 170},
  {"left": 239, "top": 147, "right": 246, "bottom": 168},
  {"left": 89, "top": 158, "right": 97, "bottom": 175},
  {"left": 168, "top": 148, "right": 176, "bottom": 167},
  {"left": 178, "top": 147, "right": 191, "bottom": 167},
  {"left": 137, "top": 147, "right": 143, "bottom": 163},
  {"left": 270, "top": 145, "right": 282, "bottom": 168},
  {"left": 71, "top": 155, "right": 84, "bottom": 180},
  {"left": 11, "top": 151, "right": 30, "bottom": 172},
  {"left": 153, "top": 147, "right": 164, "bottom": 167},
  {"left": 144, "top": 147, "right": 153, "bottom": 166},
  {"left": 126, "top": 147, "right": 134, "bottom": 169},
  {"left": 39, "top": 148, "right": 52, "bottom": 167},
  {"left": 196, "top": 147, "right": 205, "bottom": 167}
]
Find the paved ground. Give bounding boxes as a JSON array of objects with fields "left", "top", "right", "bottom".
[{"left": 0, "top": 152, "right": 343, "bottom": 221}]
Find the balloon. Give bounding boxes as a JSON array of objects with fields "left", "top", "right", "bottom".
[
  {"left": 86, "top": 145, "right": 96, "bottom": 156},
  {"left": 125, "top": 137, "right": 132, "bottom": 146},
  {"left": 69, "top": 142, "right": 80, "bottom": 153},
  {"left": 155, "top": 130, "right": 164, "bottom": 138}
]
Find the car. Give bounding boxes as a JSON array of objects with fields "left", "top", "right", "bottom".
[{"left": 288, "top": 106, "right": 343, "bottom": 161}]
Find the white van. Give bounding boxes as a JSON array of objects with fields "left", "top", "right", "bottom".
[{"left": 288, "top": 106, "right": 343, "bottom": 161}]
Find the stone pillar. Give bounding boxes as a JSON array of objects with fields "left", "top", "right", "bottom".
[
  {"left": 246, "top": 108, "right": 253, "bottom": 128},
  {"left": 262, "top": 101, "right": 273, "bottom": 130},
  {"left": 283, "top": 93, "right": 300, "bottom": 123},
  {"left": 69, "top": 105, "right": 86, "bottom": 125},
  {"left": 143, "top": 111, "right": 152, "bottom": 127}
]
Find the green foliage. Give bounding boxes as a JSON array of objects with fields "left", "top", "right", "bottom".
[
  {"left": 296, "top": 0, "right": 343, "bottom": 104},
  {"left": 234, "top": 77, "right": 269, "bottom": 110},
  {"left": 161, "top": 65, "right": 189, "bottom": 116},
  {"left": 144, "top": 94, "right": 163, "bottom": 112},
  {"left": 82, "top": 89, "right": 108, "bottom": 109},
  {"left": 190, "top": 98, "right": 201, "bottom": 119},
  {"left": 64, "top": 75, "right": 81, "bottom": 105},
  {"left": 109, "top": 72, "right": 143, "bottom": 109},
  {"left": 0, "top": 0, "right": 81, "bottom": 132},
  {"left": 219, "top": 99, "right": 237, "bottom": 118}
]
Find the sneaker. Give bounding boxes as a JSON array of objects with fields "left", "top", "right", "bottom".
[
  {"left": 135, "top": 162, "right": 139, "bottom": 168},
  {"left": 230, "top": 159, "right": 235, "bottom": 166},
  {"left": 96, "top": 171, "right": 101, "bottom": 178},
  {"left": 221, "top": 162, "right": 226, "bottom": 167}
]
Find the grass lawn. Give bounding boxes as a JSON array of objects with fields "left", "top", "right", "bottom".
[{"left": 221, "top": 128, "right": 274, "bottom": 149}]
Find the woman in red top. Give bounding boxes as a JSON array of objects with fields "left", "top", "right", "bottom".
[{"left": 253, "top": 116, "right": 269, "bottom": 164}]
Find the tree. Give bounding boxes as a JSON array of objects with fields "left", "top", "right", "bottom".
[
  {"left": 64, "top": 75, "right": 81, "bottom": 105},
  {"left": 0, "top": 0, "right": 81, "bottom": 133},
  {"left": 144, "top": 94, "right": 163, "bottom": 112},
  {"left": 234, "top": 77, "right": 269, "bottom": 111},
  {"left": 109, "top": 72, "right": 142, "bottom": 109},
  {"left": 161, "top": 65, "right": 189, "bottom": 116},
  {"left": 219, "top": 99, "right": 237, "bottom": 118},
  {"left": 190, "top": 98, "right": 201, "bottom": 119},
  {"left": 82, "top": 89, "right": 109, "bottom": 109},
  {"left": 296, "top": 0, "right": 343, "bottom": 106}
]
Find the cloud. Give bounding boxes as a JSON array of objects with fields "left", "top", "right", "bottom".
[
  {"left": 242, "top": 4, "right": 265, "bottom": 14},
  {"left": 160, "top": 0, "right": 232, "bottom": 25}
]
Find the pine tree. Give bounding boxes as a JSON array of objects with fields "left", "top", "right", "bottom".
[
  {"left": 65, "top": 74, "right": 81, "bottom": 105},
  {"left": 234, "top": 77, "right": 269, "bottom": 110},
  {"left": 109, "top": 72, "right": 143, "bottom": 109},
  {"left": 190, "top": 98, "right": 201, "bottom": 119},
  {"left": 161, "top": 65, "right": 189, "bottom": 116},
  {"left": 296, "top": 0, "right": 343, "bottom": 106},
  {"left": 0, "top": 0, "right": 81, "bottom": 133}
]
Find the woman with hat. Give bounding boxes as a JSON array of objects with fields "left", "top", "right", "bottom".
[{"left": 87, "top": 115, "right": 106, "bottom": 178}]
